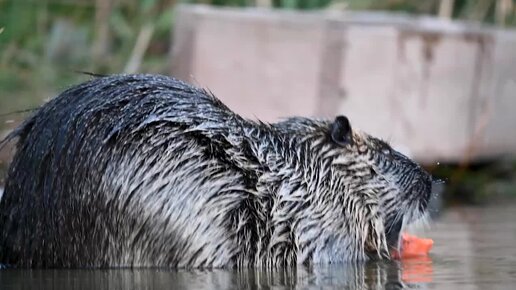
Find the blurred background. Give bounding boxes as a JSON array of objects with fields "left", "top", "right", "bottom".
[{"left": 1, "top": 0, "right": 516, "bottom": 208}]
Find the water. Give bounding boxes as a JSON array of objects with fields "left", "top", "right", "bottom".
[{"left": 1, "top": 202, "right": 516, "bottom": 289}]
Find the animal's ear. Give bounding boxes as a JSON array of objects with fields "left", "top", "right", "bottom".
[{"left": 331, "top": 115, "right": 353, "bottom": 146}]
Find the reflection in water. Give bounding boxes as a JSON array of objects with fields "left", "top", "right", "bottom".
[
  {"left": 3, "top": 202, "right": 516, "bottom": 289},
  {"left": 399, "top": 256, "right": 433, "bottom": 284},
  {"left": 0, "top": 258, "right": 433, "bottom": 290}
]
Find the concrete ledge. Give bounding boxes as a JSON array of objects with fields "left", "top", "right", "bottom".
[{"left": 169, "top": 4, "right": 516, "bottom": 164}]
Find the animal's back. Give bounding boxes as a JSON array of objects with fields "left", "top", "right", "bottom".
[{"left": 0, "top": 74, "right": 261, "bottom": 268}]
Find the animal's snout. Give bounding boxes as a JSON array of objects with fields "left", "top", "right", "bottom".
[{"left": 409, "top": 170, "right": 433, "bottom": 213}]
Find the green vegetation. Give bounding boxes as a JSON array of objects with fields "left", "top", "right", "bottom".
[{"left": 429, "top": 160, "right": 516, "bottom": 205}]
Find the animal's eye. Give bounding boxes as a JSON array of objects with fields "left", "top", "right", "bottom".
[
  {"left": 382, "top": 148, "right": 391, "bottom": 155},
  {"left": 331, "top": 115, "right": 353, "bottom": 146}
]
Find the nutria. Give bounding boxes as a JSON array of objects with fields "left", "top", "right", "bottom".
[{"left": 0, "top": 74, "right": 432, "bottom": 269}]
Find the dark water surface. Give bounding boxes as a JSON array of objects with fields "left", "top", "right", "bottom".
[{"left": 1, "top": 201, "right": 516, "bottom": 290}]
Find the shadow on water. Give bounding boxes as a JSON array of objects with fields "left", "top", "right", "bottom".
[{"left": 1, "top": 201, "right": 516, "bottom": 289}]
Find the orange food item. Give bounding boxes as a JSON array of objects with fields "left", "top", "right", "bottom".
[{"left": 391, "top": 233, "right": 433, "bottom": 259}]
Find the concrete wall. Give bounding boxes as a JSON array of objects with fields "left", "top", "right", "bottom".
[{"left": 169, "top": 4, "right": 516, "bottom": 164}]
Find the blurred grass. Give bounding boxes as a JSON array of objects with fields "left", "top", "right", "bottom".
[{"left": 429, "top": 160, "right": 516, "bottom": 205}]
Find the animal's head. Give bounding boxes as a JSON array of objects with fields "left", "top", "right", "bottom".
[{"left": 323, "top": 115, "right": 433, "bottom": 257}]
